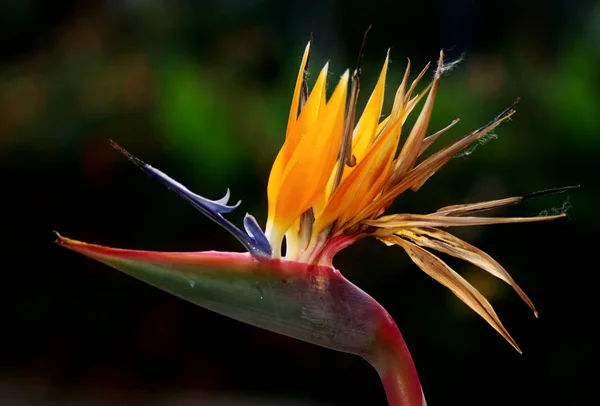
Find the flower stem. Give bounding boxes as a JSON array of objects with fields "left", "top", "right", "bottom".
[{"left": 368, "top": 311, "right": 427, "bottom": 406}]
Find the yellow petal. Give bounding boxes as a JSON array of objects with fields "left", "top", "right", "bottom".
[
  {"left": 330, "top": 66, "right": 361, "bottom": 194},
  {"left": 395, "top": 227, "right": 537, "bottom": 316},
  {"left": 267, "top": 44, "right": 311, "bottom": 233},
  {"left": 267, "top": 64, "right": 329, "bottom": 237},
  {"left": 286, "top": 42, "right": 311, "bottom": 141},
  {"left": 322, "top": 53, "right": 391, "bottom": 209},
  {"left": 385, "top": 235, "right": 521, "bottom": 352},
  {"left": 294, "top": 63, "right": 330, "bottom": 147},
  {"left": 352, "top": 52, "right": 390, "bottom": 163},
  {"left": 375, "top": 116, "right": 391, "bottom": 135},
  {"left": 335, "top": 60, "right": 435, "bottom": 230},
  {"left": 316, "top": 118, "right": 403, "bottom": 233},
  {"left": 267, "top": 71, "right": 349, "bottom": 247}
]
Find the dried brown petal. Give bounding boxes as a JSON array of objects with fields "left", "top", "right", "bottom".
[
  {"left": 367, "top": 212, "right": 565, "bottom": 231},
  {"left": 396, "top": 227, "right": 537, "bottom": 316},
  {"left": 384, "top": 235, "right": 521, "bottom": 352}
]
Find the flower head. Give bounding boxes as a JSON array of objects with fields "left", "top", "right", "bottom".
[
  {"left": 263, "top": 41, "right": 570, "bottom": 351},
  {"left": 57, "top": 37, "right": 573, "bottom": 406}
]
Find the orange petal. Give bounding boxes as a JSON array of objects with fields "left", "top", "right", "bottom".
[
  {"left": 267, "top": 71, "right": 349, "bottom": 249},
  {"left": 375, "top": 116, "right": 391, "bottom": 136},
  {"left": 352, "top": 52, "right": 390, "bottom": 163},
  {"left": 331, "top": 66, "right": 361, "bottom": 194},
  {"left": 323, "top": 53, "right": 391, "bottom": 207},
  {"left": 294, "top": 63, "right": 330, "bottom": 146},
  {"left": 267, "top": 64, "right": 329, "bottom": 240},
  {"left": 267, "top": 44, "right": 312, "bottom": 232},
  {"left": 286, "top": 42, "right": 311, "bottom": 141},
  {"left": 316, "top": 118, "right": 403, "bottom": 233},
  {"left": 384, "top": 235, "right": 521, "bottom": 352}
]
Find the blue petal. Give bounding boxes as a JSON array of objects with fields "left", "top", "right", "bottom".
[
  {"left": 212, "top": 188, "right": 239, "bottom": 212},
  {"left": 110, "top": 141, "right": 272, "bottom": 257},
  {"left": 243, "top": 214, "right": 273, "bottom": 256}
]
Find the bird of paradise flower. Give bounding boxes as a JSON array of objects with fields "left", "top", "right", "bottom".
[{"left": 56, "top": 37, "right": 574, "bottom": 406}]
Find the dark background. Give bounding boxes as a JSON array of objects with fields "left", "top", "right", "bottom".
[{"left": 2, "top": 0, "right": 597, "bottom": 405}]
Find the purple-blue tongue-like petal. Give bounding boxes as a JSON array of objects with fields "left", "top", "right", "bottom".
[
  {"left": 243, "top": 214, "right": 272, "bottom": 256},
  {"left": 109, "top": 140, "right": 271, "bottom": 257},
  {"left": 213, "top": 188, "right": 237, "bottom": 210}
]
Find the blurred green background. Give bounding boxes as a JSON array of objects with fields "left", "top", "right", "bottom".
[{"left": 2, "top": 0, "right": 598, "bottom": 405}]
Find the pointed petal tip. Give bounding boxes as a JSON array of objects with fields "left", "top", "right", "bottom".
[
  {"left": 529, "top": 303, "right": 539, "bottom": 319},
  {"left": 435, "top": 50, "right": 444, "bottom": 78},
  {"left": 522, "top": 185, "right": 580, "bottom": 202},
  {"left": 53, "top": 230, "right": 70, "bottom": 245},
  {"left": 54, "top": 231, "right": 103, "bottom": 250},
  {"left": 53, "top": 230, "right": 64, "bottom": 245},
  {"left": 355, "top": 25, "right": 372, "bottom": 72},
  {"left": 506, "top": 324, "right": 522, "bottom": 354},
  {"left": 381, "top": 49, "right": 390, "bottom": 66},
  {"left": 109, "top": 139, "right": 146, "bottom": 169},
  {"left": 55, "top": 232, "right": 118, "bottom": 260},
  {"left": 214, "top": 188, "right": 230, "bottom": 204},
  {"left": 506, "top": 98, "right": 520, "bottom": 114}
]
